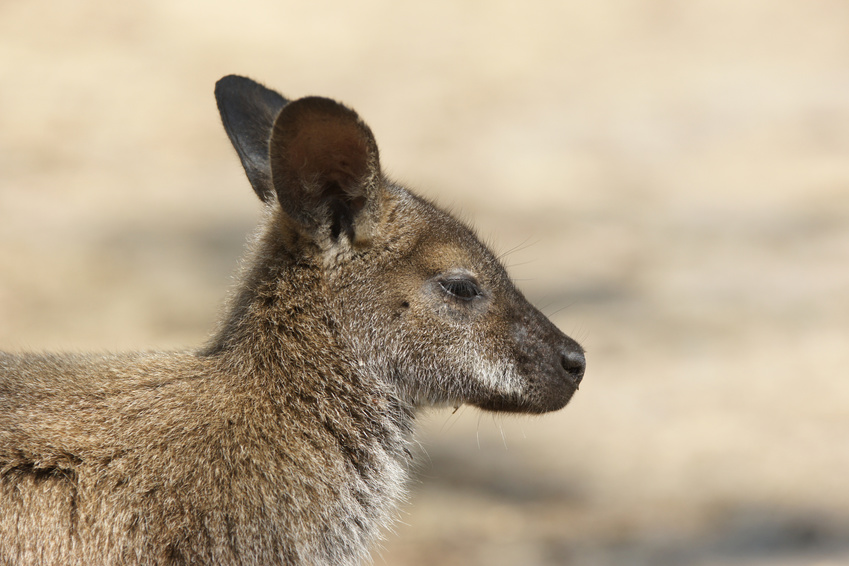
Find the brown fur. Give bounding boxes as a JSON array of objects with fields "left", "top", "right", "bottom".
[{"left": 0, "top": 76, "right": 585, "bottom": 565}]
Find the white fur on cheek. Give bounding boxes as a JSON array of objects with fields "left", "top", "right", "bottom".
[{"left": 465, "top": 348, "right": 524, "bottom": 396}]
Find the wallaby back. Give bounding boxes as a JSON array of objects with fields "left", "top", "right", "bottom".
[{"left": 0, "top": 75, "right": 585, "bottom": 566}]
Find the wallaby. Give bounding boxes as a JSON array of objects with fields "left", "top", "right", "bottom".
[{"left": 0, "top": 75, "right": 586, "bottom": 565}]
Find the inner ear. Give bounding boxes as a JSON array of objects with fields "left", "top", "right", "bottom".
[{"left": 269, "top": 96, "right": 382, "bottom": 244}]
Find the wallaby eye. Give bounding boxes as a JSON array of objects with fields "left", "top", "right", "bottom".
[{"left": 439, "top": 277, "right": 481, "bottom": 301}]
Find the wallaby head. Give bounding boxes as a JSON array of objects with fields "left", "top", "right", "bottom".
[{"left": 213, "top": 74, "right": 585, "bottom": 415}]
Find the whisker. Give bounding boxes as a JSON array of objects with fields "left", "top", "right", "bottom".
[{"left": 495, "top": 236, "right": 540, "bottom": 263}]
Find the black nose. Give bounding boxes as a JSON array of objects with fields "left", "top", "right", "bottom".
[{"left": 560, "top": 349, "right": 586, "bottom": 387}]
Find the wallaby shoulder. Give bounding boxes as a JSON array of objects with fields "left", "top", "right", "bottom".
[{"left": 0, "top": 344, "right": 409, "bottom": 564}]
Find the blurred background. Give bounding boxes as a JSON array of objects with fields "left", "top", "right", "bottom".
[{"left": 1, "top": 1, "right": 848, "bottom": 564}]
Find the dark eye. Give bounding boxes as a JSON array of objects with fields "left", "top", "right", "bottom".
[{"left": 439, "top": 278, "right": 481, "bottom": 300}]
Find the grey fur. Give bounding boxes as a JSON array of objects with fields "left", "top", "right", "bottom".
[{"left": 0, "top": 76, "right": 585, "bottom": 565}]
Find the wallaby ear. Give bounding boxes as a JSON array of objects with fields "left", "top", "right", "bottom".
[
  {"left": 215, "top": 75, "right": 289, "bottom": 203},
  {"left": 269, "top": 96, "right": 384, "bottom": 246}
]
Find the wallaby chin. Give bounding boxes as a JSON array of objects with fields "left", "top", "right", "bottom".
[
  {"left": 0, "top": 75, "right": 586, "bottom": 565},
  {"left": 473, "top": 386, "right": 578, "bottom": 415}
]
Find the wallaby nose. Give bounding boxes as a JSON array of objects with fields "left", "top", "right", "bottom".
[{"left": 560, "top": 349, "right": 586, "bottom": 388}]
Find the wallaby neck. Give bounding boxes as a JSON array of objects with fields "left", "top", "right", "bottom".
[
  {"left": 195, "top": 220, "right": 416, "bottom": 562},
  {"left": 201, "top": 215, "right": 408, "bottom": 412}
]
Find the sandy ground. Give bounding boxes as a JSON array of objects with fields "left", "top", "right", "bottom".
[{"left": 1, "top": 1, "right": 848, "bottom": 564}]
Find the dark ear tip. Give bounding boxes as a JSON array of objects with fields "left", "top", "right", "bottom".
[
  {"left": 216, "top": 74, "right": 243, "bottom": 86},
  {"left": 215, "top": 75, "right": 256, "bottom": 102}
]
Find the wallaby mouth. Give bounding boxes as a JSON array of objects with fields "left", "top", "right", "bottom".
[
  {"left": 469, "top": 344, "right": 584, "bottom": 415},
  {"left": 476, "top": 306, "right": 586, "bottom": 414}
]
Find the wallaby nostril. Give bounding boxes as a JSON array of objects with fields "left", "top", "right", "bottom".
[{"left": 560, "top": 350, "right": 586, "bottom": 386}]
